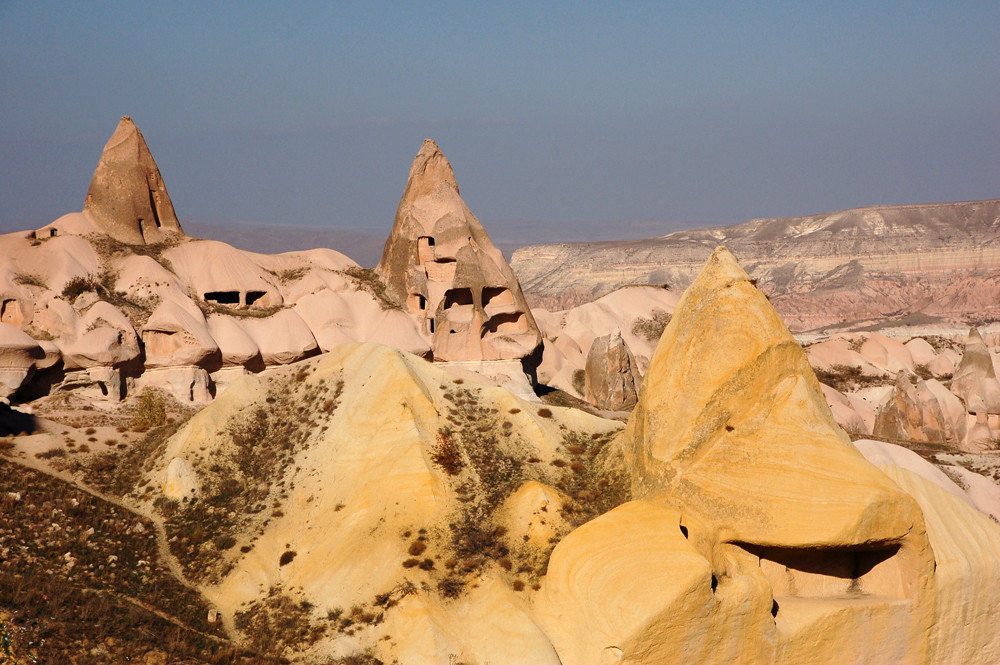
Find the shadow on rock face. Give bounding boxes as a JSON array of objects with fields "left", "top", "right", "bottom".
[{"left": 0, "top": 402, "right": 38, "bottom": 436}]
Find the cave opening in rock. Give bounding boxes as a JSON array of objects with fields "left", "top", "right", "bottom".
[
  {"left": 204, "top": 291, "right": 240, "bottom": 305},
  {"left": 443, "top": 288, "right": 474, "bottom": 309},
  {"left": 245, "top": 291, "right": 266, "bottom": 306}
]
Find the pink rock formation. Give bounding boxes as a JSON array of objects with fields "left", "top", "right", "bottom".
[
  {"left": 874, "top": 372, "right": 949, "bottom": 444},
  {"left": 0, "top": 323, "right": 43, "bottom": 398},
  {"left": 81, "top": 116, "right": 185, "bottom": 245},
  {"left": 376, "top": 140, "right": 541, "bottom": 363},
  {"left": 859, "top": 333, "right": 914, "bottom": 374},
  {"left": 952, "top": 327, "right": 1000, "bottom": 414}
]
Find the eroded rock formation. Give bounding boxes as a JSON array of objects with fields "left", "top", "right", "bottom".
[
  {"left": 376, "top": 140, "right": 541, "bottom": 363},
  {"left": 81, "top": 116, "right": 185, "bottom": 245},
  {"left": 535, "top": 247, "right": 1000, "bottom": 665},
  {"left": 151, "top": 342, "right": 621, "bottom": 664},
  {"left": 874, "top": 372, "right": 949, "bottom": 444},
  {"left": 952, "top": 327, "right": 1000, "bottom": 413},
  {"left": 583, "top": 330, "right": 641, "bottom": 411}
]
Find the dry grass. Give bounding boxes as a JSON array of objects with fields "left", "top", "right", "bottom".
[
  {"left": 60, "top": 270, "right": 160, "bottom": 327},
  {"left": 12, "top": 272, "right": 45, "bottom": 287},
  {"left": 341, "top": 267, "right": 400, "bottom": 311},
  {"left": 813, "top": 364, "right": 889, "bottom": 392}
]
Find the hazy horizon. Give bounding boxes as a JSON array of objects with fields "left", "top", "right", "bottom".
[{"left": 2, "top": 2, "right": 997, "bottom": 242}]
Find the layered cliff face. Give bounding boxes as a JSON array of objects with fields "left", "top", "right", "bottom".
[
  {"left": 511, "top": 199, "right": 1000, "bottom": 331},
  {"left": 376, "top": 140, "right": 541, "bottom": 363}
]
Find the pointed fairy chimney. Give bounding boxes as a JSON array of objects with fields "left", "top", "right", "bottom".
[
  {"left": 376, "top": 140, "right": 541, "bottom": 363},
  {"left": 83, "top": 116, "right": 184, "bottom": 245}
]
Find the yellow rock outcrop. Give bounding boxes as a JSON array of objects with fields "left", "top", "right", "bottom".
[
  {"left": 153, "top": 342, "right": 621, "bottom": 663},
  {"left": 623, "top": 247, "right": 923, "bottom": 548},
  {"left": 537, "top": 247, "right": 1000, "bottom": 665}
]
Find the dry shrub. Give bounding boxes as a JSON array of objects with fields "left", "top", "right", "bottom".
[
  {"left": 431, "top": 429, "right": 463, "bottom": 475},
  {"left": 132, "top": 389, "right": 167, "bottom": 432},
  {"left": 631, "top": 309, "right": 672, "bottom": 342}
]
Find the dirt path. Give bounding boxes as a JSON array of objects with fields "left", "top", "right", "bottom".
[{"left": 2, "top": 449, "right": 239, "bottom": 639}]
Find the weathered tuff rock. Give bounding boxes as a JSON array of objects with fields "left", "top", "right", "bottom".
[
  {"left": 536, "top": 247, "right": 1000, "bottom": 665},
  {"left": 622, "top": 248, "right": 920, "bottom": 544},
  {"left": 583, "top": 330, "right": 641, "bottom": 411},
  {"left": 533, "top": 285, "right": 679, "bottom": 397},
  {"left": 951, "top": 327, "right": 1000, "bottom": 414},
  {"left": 872, "top": 371, "right": 978, "bottom": 450},
  {"left": 0, "top": 116, "right": 440, "bottom": 404},
  {"left": 152, "top": 342, "right": 620, "bottom": 664},
  {"left": 873, "top": 372, "right": 950, "bottom": 444},
  {"left": 81, "top": 116, "right": 184, "bottom": 245},
  {"left": 376, "top": 140, "right": 541, "bottom": 363},
  {"left": 0, "top": 323, "right": 43, "bottom": 398}
]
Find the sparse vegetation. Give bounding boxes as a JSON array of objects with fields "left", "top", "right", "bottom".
[
  {"left": 813, "top": 364, "right": 889, "bottom": 392},
  {"left": 430, "top": 429, "right": 464, "bottom": 475},
  {"left": 268, "top": 267, "right": 308, "bottom": 283},
  {"left": 85, "top": 394, "right": 195, "bottom": 496},
  {"left": 161, "top": 371, "right": 345, "bottom": 583},
  {"left": 234, "top": 586, "right": 325, "bottom": 656},
  {"left": 923, "top": 335, "right": 960, "bottom": 353},
  {"left": 341, "top": 266, "right": 400, "bottom": 310},
  {"left": 132, "top": 388, "right": 168, "bottom": 432},
  {"left": 631, "top": 309, "right": 672, "bottom": 343},
  {"left": 572, "top": 369, "right": 587, "bottom": 396},
  {"left": 0, "top": 458, "right": 281, "bottom": 664},
  {"left": 62, "top": 275, "right": 98, "bottom": 301},
  {"left": 198, "top": 300, "right": 283, "bottom": 319},
  {"left": 60, "top": 269, "right": 160, "bottom": 326},
  {"left": 431, "top": 387, "right": 528, "bottom": 596},
  {"left": 426, "top": 386, "right": 628, "bottom": 599},
  {"left": 12, "top": 272, "right": 45, "bottom": 287},
  {"left": 36, "top": 447, "right": 66, "bottom": 459},
  {"left": 87, "top": 233, "right": 179, "bottom": 271}
]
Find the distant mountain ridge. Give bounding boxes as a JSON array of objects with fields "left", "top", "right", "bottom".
[{"left": 511, "top": 198, "right": 1000, "bottom": 331}]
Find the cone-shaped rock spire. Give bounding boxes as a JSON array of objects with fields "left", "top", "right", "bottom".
[
  {"left": 83, "top": 116, "right": 184, "bottom": 245},
  {"left": 376, "top": 140, "right": 541, "bottom": 363},
  {"left": 623, "top": 246, "right": 921, "bottom": 547}
]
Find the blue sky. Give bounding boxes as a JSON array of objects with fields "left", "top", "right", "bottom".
[{"left": 1, "top": 1, "right": 997, "bottom": 240}]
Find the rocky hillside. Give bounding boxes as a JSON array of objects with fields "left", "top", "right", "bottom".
[
  {"left": 3, "top": 245, "right": 1000, "bottom": 664},
  {"left": 511, "top": 199, "right": 1000, "bottom": 331}
]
